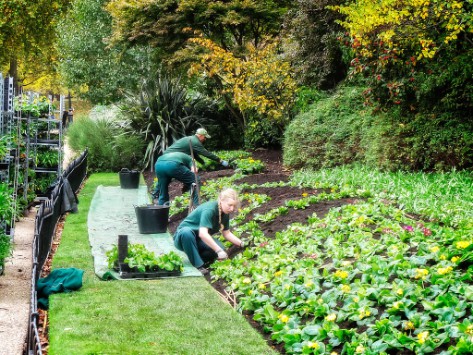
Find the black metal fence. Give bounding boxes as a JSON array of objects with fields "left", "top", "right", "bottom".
[{"left": 25, "top": 149, "right": 88, "bottom": 355}]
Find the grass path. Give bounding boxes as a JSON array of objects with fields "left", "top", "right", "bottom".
[{"left": 48, "top": 173, "right": 276, "bottom": 355}]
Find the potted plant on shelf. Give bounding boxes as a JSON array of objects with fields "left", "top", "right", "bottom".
[{"left": 0, "top": 232, "right": 12, "bottom": 276}]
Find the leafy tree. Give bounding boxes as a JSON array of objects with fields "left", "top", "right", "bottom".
[
  {"left": 0, "top": 0, "right": 71, "bottom": 90},
  {"left": 283, "top": 0, "right": 348, "bottom": 89},
  {"left": 333, "top": 0, "right": 473, "bottom": 114},
  {"left": 106, "top": 0, "right": 294, "bottom": 147},
  {"left": 56, "top": 0, "right": 156, "bottom": 104},
  {"left": 188, "top": 38, "right": 297, "bottom": 147},
  {"left": 106, "top": 0, "right": 291, "bottom": 57}
]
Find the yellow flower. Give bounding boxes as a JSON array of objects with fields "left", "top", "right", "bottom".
[
  {"left": 305, "top": 281, "right": 314, "bottom": 288},
  {"left": 331, "top": 353, "right": 338, "bottom": 355},
  {"left": 397, "top": 288, "right": 404, "bottom": 295},
  {"left": 393, "top": 301, "right": 403, "bottom": 309},
  {"left": 325, "top": 313, "right": 337, "bottom": 322},
  {"left": 242, "top": 277, "right": 251, "bottom": 284},
  {"left": 359, "top": 309, "right": 371, "bottom": 319},
  {"left": 418, "top": 331, "right": 429, "bottom": 344},
  {"left": 274, "top": 270, "right": 283, "bottom": 277},
  {"left": 302, "top": 192, "right": 308, "bottom": 197},
  {"left": 341, "top": 284, "right": 351, "bottom": 293},
  {"left": 456, "top": 241, "right": 471, "bottom": 249},
  {"left": 278, "top": 314, "right": 289, "bottom": 323},
  {"left": 307, "top": 341, "right": 320, "bottom": 349},
  {"left": 429, "top": 246, "right": 440, "bottom": 253},
  {"left": 258, "top": 283, "right": 266, "bottom": 290},
  {"left": 355, "top": 344, "right": 365, "bottom": 353},
  {"left": 404, "top": 321, "right": 415, "bottom": 330},
  {"left": 437, "top": 266, "right": 453, "bottom": 275},
  {"left": 451, "top": 256, "right": 460, "bottom": 263},
  {"left": 335, "top": 270, "right": 349, "bottom": 279},
  {"left": 414, "top": 268, "right": 429, "bottom": 279},
  {"left": 440, "top": 254, "right": 446, "bottom": 260}
]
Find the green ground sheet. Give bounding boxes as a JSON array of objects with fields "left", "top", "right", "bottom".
[{"left": 87, "top": 185, "right": 201, "bottom": 279}]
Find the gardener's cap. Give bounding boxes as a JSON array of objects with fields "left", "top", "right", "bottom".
[{"left": 196, "top": 128, "right": 211, "bottom": 138}]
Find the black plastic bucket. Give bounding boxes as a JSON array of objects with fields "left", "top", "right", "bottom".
[
  {"left": 119, "top": 168, "right": 140, "bottom": 189},
  {"left": 134, "top": 204, "right": 170, "bottom": 234}
]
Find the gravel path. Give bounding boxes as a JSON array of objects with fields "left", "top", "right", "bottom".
[{"left": 0, "top": 208, "right": 36, "bottom": 355}]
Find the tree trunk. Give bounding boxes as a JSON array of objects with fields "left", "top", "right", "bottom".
[{"left": 8, "top": 56, "right": 20, "bottom": 94}]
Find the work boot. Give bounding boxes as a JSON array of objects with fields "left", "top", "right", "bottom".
[{"left": 197, "top": 266, "right": 209, "bottom": 275}]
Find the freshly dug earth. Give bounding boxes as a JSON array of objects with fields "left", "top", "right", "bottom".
[{"left": 143, "top": 149, "right": 357, "bottom": 353}]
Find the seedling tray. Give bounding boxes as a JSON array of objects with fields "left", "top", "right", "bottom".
[{"left": 118, "top": 263, "right": 181, "bottom": 279}]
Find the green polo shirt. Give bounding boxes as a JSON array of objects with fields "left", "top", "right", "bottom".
[
  {"left": 177, "top": 201, "right": 230, "bottom": 235},
  {"left": 157, "top": 151, "right": 192, "bottom": 168},
  {"left": 163, "top": 135, "right": 220, "bottom": 164}
]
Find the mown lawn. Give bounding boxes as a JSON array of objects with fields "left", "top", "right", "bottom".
[{"left": 48, "top": 173, "right": 276, "bottom": 355}]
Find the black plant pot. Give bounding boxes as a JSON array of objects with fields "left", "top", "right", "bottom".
[
  {"left": 134, "top": 204, "right": 170, "bottom": 234},
  {"left": 119, "top": 168, "right": 140, "bottom": 189}
]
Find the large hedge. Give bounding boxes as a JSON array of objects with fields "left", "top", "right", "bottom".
[{"left": 283, "top": 86, "right": 473, "bottom": 171}]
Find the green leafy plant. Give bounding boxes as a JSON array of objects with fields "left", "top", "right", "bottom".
[
  {"left": 119, "top": 73, "right": 206, "bottom": 170},
  {"left": 14, "top": 95, "right": 53, "bottom": 117},
  {"left": 33, "top": 175, "right": 58, "bottom": 194},
  {"left": 36, "top": 149, "right": 59, "bottom": 168},
  {"left": 0, "top": 232, "right": 12, "bottom": 264},
  {"left": 0, "top": 183, "right": 15, "bottom": 223},
  {"left": 0, "top": 135, "right": 10, "bottom": 160},
  {"left": 106, "top": 243, "right": 183, "bottom": 273}
]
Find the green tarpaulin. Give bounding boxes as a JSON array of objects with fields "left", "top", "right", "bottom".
[{"left": 88, "top": 185, "right": 201, "bottom": 279}]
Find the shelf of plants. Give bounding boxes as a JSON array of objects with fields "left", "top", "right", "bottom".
[{"left": 0, "top": 75, "right": 16, "bottom": 273}]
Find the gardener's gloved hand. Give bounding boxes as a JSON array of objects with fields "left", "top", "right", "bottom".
[
  {"left": 217, "top": 249, "right": 228, "bottom": 260},
  {"left": 221, "top": 160, "right": 229, "bottom": 167}
]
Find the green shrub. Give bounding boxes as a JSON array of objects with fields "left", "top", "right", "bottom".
[
  {"left": 66, "top": 114, "right": 145, "bottom": 172},
  {"left": 284, "top": 85, "right": 473, "bottom": 172},
  {"left": 283, "top": 86, "right": 369, "bottom": 169},
  {"left": 111, "top": 134, "right": 146, "bottom": 171},
  {"left": 119, "top": 74, "right": 207, "bottom": 170},
  {"left": 244, "top": 116, "right": 283, "bottom": 149}
]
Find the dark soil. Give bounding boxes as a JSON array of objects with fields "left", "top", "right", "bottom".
[{"left": 143, "top": 149, "right": 356, "bottom": 354}]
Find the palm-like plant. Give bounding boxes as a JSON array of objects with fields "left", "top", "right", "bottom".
[{"left": 119, "top": 73, "right": 205, "bottom": 170}]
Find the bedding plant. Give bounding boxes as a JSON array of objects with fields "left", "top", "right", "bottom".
[
  {"left": 146, "top": 149, "right": 473, "bottom": 355},
  {"left": 106, "top": 243, "right": 184, "bottom": 273}
]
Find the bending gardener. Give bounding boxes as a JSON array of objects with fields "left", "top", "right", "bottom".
[{"left": 163, "top": 128, "right": 229, "bottom": 167}]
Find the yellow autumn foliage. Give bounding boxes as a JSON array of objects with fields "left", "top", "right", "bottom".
[
  {"left": 333, "top": 0, "right": 472, "bottom": 62},
  {"left": 189, "top": 38, "right": 296, "bottom": 124}
]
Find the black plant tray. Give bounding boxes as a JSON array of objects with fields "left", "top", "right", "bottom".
[{"left": 118, "top": 262, "right": 181, "bottom": 279}]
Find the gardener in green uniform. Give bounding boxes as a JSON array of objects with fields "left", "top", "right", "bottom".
[
  {"left": 152, "top": 127, "right": 229, "bottom": 202},
  {"left": 163, "top": 127, "right": 229, "bottom": 167},
  {"left": 154, "top": 152, "right": 200, "bottom": 206},
  {"left": 173, "top": 188, "right": 245, "bottom": 275}
]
